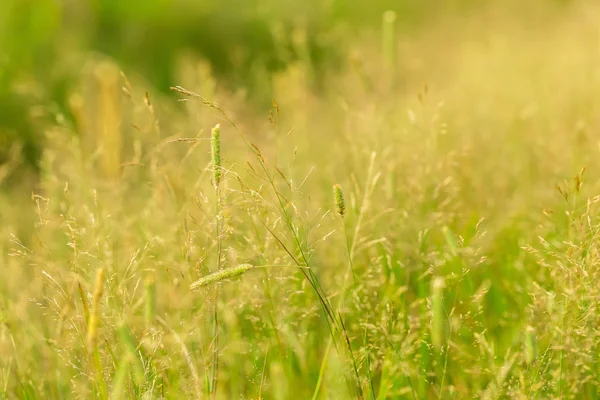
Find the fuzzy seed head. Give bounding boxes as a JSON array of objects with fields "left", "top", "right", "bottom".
[
  {"left": 190, "top": 264, "right": 256, "bottom": 291},
  {"left": 333, "top": 184, "right": 345, "bottom": 217},
  {"left": 211, "top": 124, "right": 221, "bottom": 186}
]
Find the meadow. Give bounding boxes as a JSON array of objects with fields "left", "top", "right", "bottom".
[{"left": 2, "top": 1, "right": 600, "bottom": 399}]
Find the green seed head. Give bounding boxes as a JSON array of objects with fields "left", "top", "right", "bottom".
[
  {"left": 333, "top": 184, "right": 345, "bottom": 218},
  {"left": 190, "top": 264, "right": 256, "bottom": 291},
  {"left": 211, "top": 124, "right": 221, "bottom": 186}
]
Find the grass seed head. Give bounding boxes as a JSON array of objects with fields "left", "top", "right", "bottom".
[
  {"left": 211, "top": 124, "right": 222, "bottom": 186},
  {"left": 333, "top": 184, "right": 345, "bottom": 218},
  {"left": 190, "top": 264, "right": 256, "bottom": 291}
]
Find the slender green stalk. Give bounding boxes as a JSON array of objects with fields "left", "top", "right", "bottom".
[
  {"left": 337, "top": 185, "right": 362, "bottom": 399},
  {"left": 559, "top": 299, "right": 565, "bottom": 398},
  {"left": 334, "top": 183, "right": 356, "bottom": 285},
  {"left": 211, "top": 124, "right": 223, "bottom": 398},
  {"left": 313, "top": 184, "right": 363, "bottom": 399},
  {"left": 439, "top": 341, "right": 451, "bottom": 400},
  {"left": 312, "top": 340, "right": 333, "bottom": 400},
  {"left": 364, "top": 337, "right": 376, "bottom": 400},
  {"left": 340, "top": 314, "right": 364, "bottom": 400}
]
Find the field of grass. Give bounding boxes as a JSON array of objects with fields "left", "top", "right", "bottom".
[{"left": 3, "top": 1, "right": 600, "bottom": 399}]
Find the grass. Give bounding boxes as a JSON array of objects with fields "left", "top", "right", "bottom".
[{"left": 3, "top": 1, "right": 600, "bottom": 399}]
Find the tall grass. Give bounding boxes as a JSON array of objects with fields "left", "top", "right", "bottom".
[{"left": 2, "top": 1, "right": 600, "bottom": 399}]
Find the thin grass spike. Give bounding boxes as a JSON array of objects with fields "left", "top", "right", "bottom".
[
  {"left": 333, "top": 184, "right": 346, "bottom": 218},
  {"left": 211, "top": 124, "right": 222, "bottom": 186},
  {"left": 190, "top": 264, "right": 257, "bottom": 291}
]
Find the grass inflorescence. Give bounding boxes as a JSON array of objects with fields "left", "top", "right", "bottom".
[{"left": 190, "top": 264, "right": 258, "bottom": 291}]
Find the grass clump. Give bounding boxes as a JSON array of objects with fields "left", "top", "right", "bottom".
[{"left": 4, "top": 2, "right": 600, "bottom": 399}]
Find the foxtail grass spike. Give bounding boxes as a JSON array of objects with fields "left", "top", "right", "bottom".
[
  {"left": 190, "top": 264, "right": 257, "bottom": 291},
  {"left": 211, "top": 124, "right": 222, "bottom": 186},
  {"left": 333, "top": 184, "right": 345, "bottom": 218}
]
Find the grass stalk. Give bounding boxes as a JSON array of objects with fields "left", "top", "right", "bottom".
[{"left": 211, "top": 123, "right": 223, "bottom": 398}]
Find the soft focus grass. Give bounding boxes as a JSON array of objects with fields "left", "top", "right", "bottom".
[{"left": 3, "top": 2, "right": 600, "bottom": 399}]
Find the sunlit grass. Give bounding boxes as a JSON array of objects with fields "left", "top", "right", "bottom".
[{"left": 2, "top": 2, "right": 600, "bottom": 399}]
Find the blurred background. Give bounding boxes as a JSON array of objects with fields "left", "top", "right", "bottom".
[{"left": 0, "top": 0, "right": 572, "bottom": 182}]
